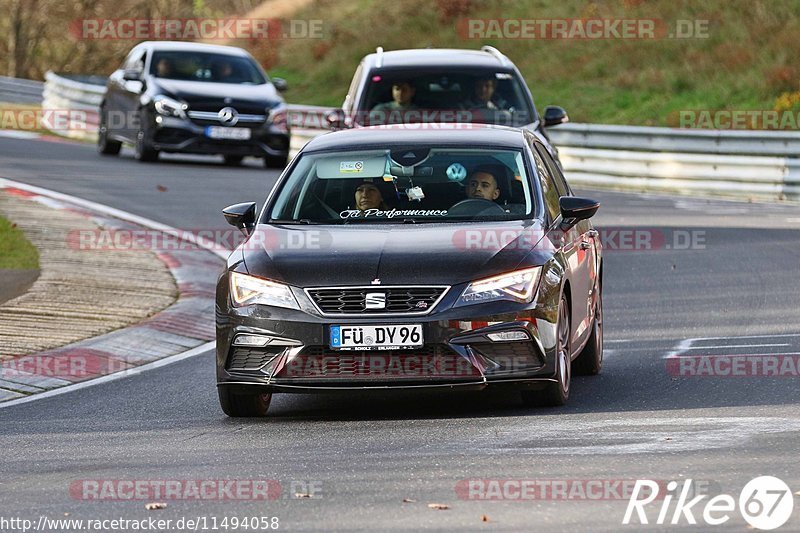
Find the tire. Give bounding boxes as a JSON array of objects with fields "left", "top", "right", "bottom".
[
  {"left": 97, "top": 110, "right": 122, "bottom": 156},
  {"left": 218, "top": 387, "right": 272, "bottom": 417},
  {"left": 264, "top": 153, "right": 288, "bottom": 169},
  {"left": 573, "top": 282, "right": 603, "bottom": 376},
  {"left": 224, "top": 155, "right": 244, "bottom": 166},
  {"left": 521, "top": 293, "right": 571, "bottom": 407},
  {"left": 134, "top": 115, "right": 159, "bottom": 162}
]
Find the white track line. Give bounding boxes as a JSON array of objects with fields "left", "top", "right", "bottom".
[
  {"left": 685, "top": 343, "right": 791, "bottom": 350},
  {"left": 684, "top": 333, "right": 800, "bottom": 342},
  {"left": 0, "top": 342, "right": 214, "bottom": 409},
  {"left": 0, "top": 178, "right": 228, "bottom": 259},
  {"left": 0, "top": 177, "right": 226, "bottom": 409},
  {"left": 0, "top": 131, "right": 42, "bottom": 140}
]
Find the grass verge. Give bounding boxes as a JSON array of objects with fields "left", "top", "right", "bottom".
[{"left": 0, "top": 214, "right": 40, "bottom": 270}]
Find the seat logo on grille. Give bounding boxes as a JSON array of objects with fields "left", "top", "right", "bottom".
[
  {"left": 218, "top": 107, "right": 239, "bottom": 126},
  {"left": 365, "top": 293, "right": 386, "bottom": 310}
]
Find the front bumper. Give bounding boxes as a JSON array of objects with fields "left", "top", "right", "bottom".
[
  {"left": 216, "top": 282, "right": 561, "bottom": 393},
  {"left": 149, "top": 115, "right": 289, "bottom": 157}
]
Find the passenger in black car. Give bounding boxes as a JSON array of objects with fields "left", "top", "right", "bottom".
[
  {"left": 155, "top": 58, "right": 175, "bottom": 78},
  {"left": 463, "top": 76, "right": 508, "bottom": 111},
  {"left": 354, "top": 181, "right": 388, "bottom": 211}
]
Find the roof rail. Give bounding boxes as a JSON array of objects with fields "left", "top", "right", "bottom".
[
  {"left": 375, "top": 46, "right": 384, "bottom": 68},
  {"left": 480, "top": 45, "right": 509, "bottom": 66}
]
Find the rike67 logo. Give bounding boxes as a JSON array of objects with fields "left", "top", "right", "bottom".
[{"left": 623, "top": 476, "right": 794, "bottom": 530}]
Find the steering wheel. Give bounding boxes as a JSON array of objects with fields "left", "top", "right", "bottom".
[{"left": 447, "top": 198, "right": 506, "bottom": 217}]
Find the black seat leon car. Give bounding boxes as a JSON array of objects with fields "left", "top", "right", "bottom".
[
  {"left": 99, "top": 41, "right": 290, "bottom": 167},
  {"left": 216, "top": 124, "right": 603, "bottom": 416}
]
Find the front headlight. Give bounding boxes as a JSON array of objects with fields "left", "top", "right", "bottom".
[
  {"left": 267, "top": 104, "right": 288, "bottom": 132},
  {"left": 456, "top": 267, "right": 541, "bottom": 307},
  {"left": 153, "top": 95, "right": 187, "bottom": 118},
  {"left": 229, "top": 272, "right": 299, "bottom": 309}
]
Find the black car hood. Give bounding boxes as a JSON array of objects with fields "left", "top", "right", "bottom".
[
  {"left": 241, "top": 221, "right": 549, "bottom": 287},
  {"left": 153, "top": 79, "right": 280, "bottom": 107}
]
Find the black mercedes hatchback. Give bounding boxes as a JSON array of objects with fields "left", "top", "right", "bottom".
[
  {"left": 216, "top": 125, "right": 603, "bottom": 416},
  {"left": 99, "top": 41, "right": 290, "bottom": 167}
]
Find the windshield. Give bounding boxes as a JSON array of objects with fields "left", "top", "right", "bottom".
[
  {"left": 266, "top": 147, "right": 535, "bottom": 224},
  {"left": 149, "top": 51, "right": 267, "bottom": 84},
  {"left": 357, "top": 69, "right": 534, "bottom": 127}
]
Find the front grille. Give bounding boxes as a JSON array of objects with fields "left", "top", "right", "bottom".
[
  {"left": 306, "top": 286, "right": 448, "bottom": 315},
  {"left": 278, "top": 345, "right": 480, "bottom": 380},
  {"left": 227, "top": 347, "right": 283, "bottom": 371},
  {"left": 187, "top": 110, "right": 266, "bottom": 126}
]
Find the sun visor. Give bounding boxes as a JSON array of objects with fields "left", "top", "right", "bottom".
[{"left": 316, "top": 156, "right": 387, "bottom": 179}]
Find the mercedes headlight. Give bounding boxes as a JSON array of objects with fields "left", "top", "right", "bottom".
[
  {"left": 153, "top": 95, "right": 187, "bottom": 118},
  {"left": 267, "top": 104, "right": 288, "bottom": 132},
  {"left": 229, "top": 272, "right": 299, "bottom": 309},
  {"left": 456, "top": 267, "right": 541, "bottom": 306}
]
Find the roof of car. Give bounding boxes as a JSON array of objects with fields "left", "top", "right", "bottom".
[
  {"left": 363, "top": 48, "right": 514, "bottom": 70},
  {"left": 302, "top": 124, "right": 532, "bottom": 153},
  {"left": 135, "top": 41, "right": 251, "bottom": 56}
]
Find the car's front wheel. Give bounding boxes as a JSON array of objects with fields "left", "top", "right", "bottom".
[
  {"left": 97, "top": 109, "right": 122, "bottom": 156},
  {"left": 522, "top": 293, "right": 571, "bottom": 407},
  {"left": 134, "top": 115, "right": 159, "bottom": 162},
  {"left": 218, "top": 387, "right": 272, "bottom": 417},
  {"left": 264, "top": 153, "right": 288, "bottom": 169},
  {"left": 223, "top": 155, "right": 244, "bottom": 166}
]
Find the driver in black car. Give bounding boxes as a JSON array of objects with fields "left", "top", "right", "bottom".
[{"left": 466, "top": 166, "right": 502, "bottom": 201}]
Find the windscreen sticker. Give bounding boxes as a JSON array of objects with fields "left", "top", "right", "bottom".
[
  {"left": 339, "top": 161, "right": 364, "bottom": 173},
  {"left": 340, "top": 209, "right": 449, "bottom": 219},
  {"left": 446, "top": 162, "right": 467, "bottom": 182}
]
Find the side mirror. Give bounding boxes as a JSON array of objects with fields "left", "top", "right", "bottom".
[
  {"left": 272, "top": 77, "right": 288, "bottom": 92},
  {"left": 123, "top": 69, "right": 142, "bottom": 81},
  {"left": 223, "top": 202, "right": 257, "bottom": 236},
  {"left": 543, "top": 105, "right": 569, "bottom": 127},
  {"left": 326, "top": 109, "right": 345, "bottom": 130},
  {"left": 559, "top": 196, "right": 599, "bottom": 228}
]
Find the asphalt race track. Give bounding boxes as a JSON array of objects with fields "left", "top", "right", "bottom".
[{"left": 2, "top": 137, "right": 800, "bottom": 530}]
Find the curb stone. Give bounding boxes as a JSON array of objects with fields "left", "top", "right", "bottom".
[{"left": 0, "top": 183, "right": 224, "bottom": 401}]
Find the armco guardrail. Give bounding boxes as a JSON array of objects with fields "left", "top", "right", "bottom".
[
  {"left": 547, "top": 125, "right": 800, "bottom": 200},
  {"left": 559, "top": 147, "right": 800, "bottom": 200},
  {"left": 0, "top": 75, "right": 44, "bottom": 104},
  {"left": 41, "top": 71, "right": 105, "bottom": 141},
  {"left": 36, "top": 72, "right": 800, "bottom": 201},
  {"left": 547, "top": 123, "right": 800, "bottom": 157},
  {"left": 287, "top": 104, "right": 332, "bottom": 158}
]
